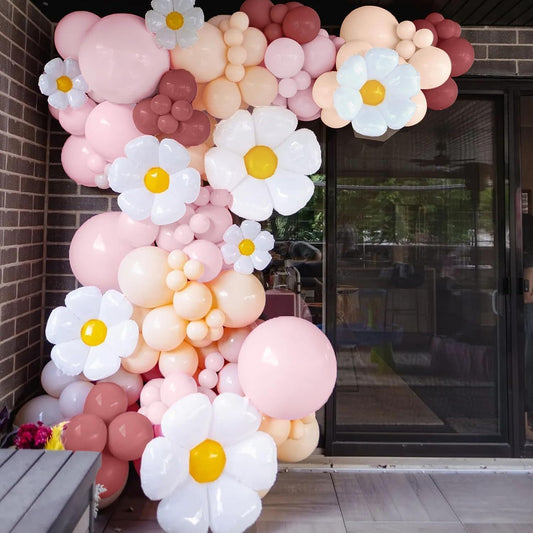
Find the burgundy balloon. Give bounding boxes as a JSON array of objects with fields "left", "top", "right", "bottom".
[
  {"left": 240, "top": 0, "right": 273, "bottom": 29},
  {"left": 158, "top": 113, "right": 179, "bottom": 134},
  {"left": 84, "top": 382, "right": 128, "bottom": 425},
  {"left": 133, "top": 99, "right": 159, "bottom": 135},
  {"left": 270, "top": 3, "right": 288, "bottom": 23},
  {"left": 436, "top": 19, "right": 461, "bottom": 41},
  {"left": 62, "top": 413, "right": 107, "bottom": 452},
  {"left": 151, "top": 93, "right": 172, "bottom": 115},
  {"left": 425, "top": 12, "right": 445, "bottom": 26},
  {"left": 159, "top": 69, "right": 197, "bottom": 102},
  {"left": 96, "top": 452, "right": 129, "bottom": 499},
  {"left": 438, "top": 37, "right": 475, "bottom": 77},
  {"left": 413, "top": 19, "right": 438, "bottom": 46},
  {"left": 423, "top": 77, "right": 458, "bottom": 110},
  {"left": 264, "top": 22, "right": 283, "bottom": 42},
  {"left": 169, "top": 110, "right": 211, "bottom": 147},
  {"left": 171, "top": 100, "right": 194, "bottom": 121},
  {"left": 282, "top": 6, "right": 321, "bottom": 44},
  {"left": 286, "top": 2, "right": 304, "bottom": 9}
]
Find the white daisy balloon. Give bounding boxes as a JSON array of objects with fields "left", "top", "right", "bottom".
[
  {"left": 141, "top": 392, "right": 277, "bottom": 533},
  {"left": 45, "top": 286, "right": 139, "bottom": 381},
  {"left": 146, "top": 0, "right": 204, "bottom": 50},
  {"left": 205, "top": 107, "right": 321, "bottom": 222},
  {"left": 108, "top": 135, "right": 201, "bottom": 226},
  {"left": 334, "top": 47, "right": 420, "bottom": 137},
  {"left": 221, "top": 220, "right": 274, "bottom": 275},
  {"left": 38, "top": 57, "right": 88, "bottom": 110}
]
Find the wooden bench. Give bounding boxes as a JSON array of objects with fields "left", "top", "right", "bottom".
[{"left": 0, "top": 449, "right": 101, "bottom": 533}]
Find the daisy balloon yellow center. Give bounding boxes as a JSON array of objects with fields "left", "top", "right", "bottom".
[
  {"left": 166, "top": 11, "right": 184, "bottom": 30},
  {"left": 56, "top": 75, "right": 73, "bottom": 93},
  {"left": 244, "top": 145, "right": 278, "bottom": 180},
  {"left": 238, "top": 238, "right": 255, "bottom": 256},
  {"left": 189, "top": 439, "right": 226, "bottom": 483},
  {"left": 360, "top": 80, "right": 386, "bottom": 106},
  {"left": 144, "top": 167, "right": 170, "bottom": 194},
  {"left": 80, "top": 319, "right": 107, "bottom": 346}
]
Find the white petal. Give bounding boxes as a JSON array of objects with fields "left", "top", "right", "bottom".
[
  {"left": 336, "top": 54, "right": 367, "bottom": 90},
  {"left": 151, "top": 190, "right": 186, "bottom": 225},
  {"left": 145, "top": 10, "right": 167, "bottom": 32},
  {"left": 48, "top": 91, "right": 68, "bottom": 110},
  {"left": 225, "top": 432, "right": 277, "bottom": 491},
  {"left": 221, "top": 243, "right": 240, "bottom": 265},
  {"left": 213, "top": 110, "right": 255, "bottom": 156},
  {"left": 152, "top": 0, "right": 173, "bottom": 15},
  {"left": 98, "top": 290, "right": 133, "bottom": 326},
  {"left": 141, "top": 437, "right": 189, "bottom": 501},
  {"left": 65, "top": 286, "right": 102, "bottom": 322},
  {"left": 253, "top": 106, "right": 298, "bottom": 149},
  {"left": 64, "top": 58, "right": 81, "bottom": 78},
  {"left": 67, "top": 89, "right": 88, "bottom": 108},
  {"left": 365, "top": 47, "right": 400, "bottom": 80},
  {"left": 266, "top": 169, "right": 315, "bottom": 217},
  {"left": 210, "top": 394, "right": 261, "bottom": 447},
  {"left": 380, "top": 98, "right": 416, "bottom": 130},
  {"left": 108, "top": 158, "right": 144, "bottom": 193},
  {"left": 169, "top": 167, "right": 201, "bottom": 203},
  {"left": 207, "top": 475, "right": 262, "bottom": 533},
  {"left": 159, "top": 138, "right": 190, "bottom": 174},
  {"left": 105, "top": 320, "right": 139, "bottom": 358},
  {"left": 83, "top": 344, "right": 120, "bottom": 381},
  {"left": 251, "top": 250, "right": 272, "bottom": 271},
  {"left": 176, "top": 27, "right": 199, "bottom": 48},
  {"left": 44, "top": 57, "right": 65, "bottom": 78},
  {"left": 161, "top": 392, "right": 212, "bottom": 449},
  {"left": 234, "top": 256, "right": 254, "bottom": 274},
  {"left": 352, "top": 105, "right": 388, "bottom": 137},
  {"left": 51, "top": 339, "right": 89, "bottom": 376},
  {"left": 184, "top": 7, "right": 204, "bottom": 29},
  {"left": 71, "top": 75, "right": 88, "bottom": 92},
  {"left": 156, "top": 27, "right": 178, "bottom": 50},
  {"left": 158, "top": 478, "right": 209, "bottom": 533},
  {"left": 240, "top": 220, "right": 261, "bottom": 240},
  {"left": 254, "top": 231, "right": 274, "bottom": 251},
  {"left": 223, "top": 225, "right": 243, "bottom": 245},
  {"left": 230, "top": 177, "right": 272, "bottom": 221},
  {"left": 118, "top": 188, "right": 155, "bottom": 221},
  {"left": 383, "top": 63, "right": 420, "bottom": 99},
  {"left": 174, "top": 0, "right": 195, "bottom": 11},
  {"left": 124, "top": 135, "right": 160, "bottom": 170},
  {"left": 46, "top": 307, "right": 82, "bottom": 345},
  {"left": 38, "top": 74, "right": 57, "bottom": 96},
  {"left": 205, "top": 147, "right": 247, "bottom": 192},
  {"left": 334, "top": 86, "right": 362, "bottom": 122},
  {"left": 275, "top": 129, "right": 322, "bottom": 175}
]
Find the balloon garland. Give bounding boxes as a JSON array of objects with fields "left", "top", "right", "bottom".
[{"left": 26, "top": 0, "right": 476, "bottom": 530}]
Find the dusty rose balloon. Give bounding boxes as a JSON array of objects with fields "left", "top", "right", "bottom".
[
  {"left": 143, "top": 305, "right": 188, "bottom": 352},
  {"left": 83, "top": 382, "right": 128, "bottom": 424},
  {"left": 159, "top": 342, "right": 199, "bottom": 377},
  {"left": 423, "top": 77, "right": 458, "bottom": 110},
  {"left": 408, "top": 46, "right": 451, "bottom": 89},
  {"left": 288, "top": 87, "right": 321, "bottom": 121},
  {"left": 340, "top": 6, "right": 399, "bottom": 49},
  {"left": 240, "top": 0, "right": 273, "bottom": 29},
  {"left": 425, "top": 12, "right": 445, "bottom": 25},
  {"left": 282, "top": 6, "right": 320, "bottom": 44},
  {"left": 302, "top": 31, "right": 336, "bottom": 78},
  {"left": 168, "top": 110, "right": 211, "bottom": 147},
  {"left": 54, "top": 11, "right": 100, "bottom": 59},
  {"left": 436, "top": 19, "right": 461, "bottom": 41},
  {"left": 159, "top": 69, "right": 197, "bottom": 102},
  {"left": 100, "top": 367, "right": 144, "bottom": 406},
  {"left": 107, "top": 411, "right": 154, "bottom": 461},
  {"left": 438, "top": 37, "right": 475, "bottom": 77},
  {"left": 264, "top": 22, "right": 283, "bottom": 42},
  {"left": 118, "top": 246, "right": 174, "bottom": 308},
  {"left": 58, "top": 98, "right": 96, "bottom": 136},
  {"left": 63, "top": 413, "right": 108, "bottom": 452},
  {"left": 78, "top": 14, "right": 169, "bottom": 104},
  {"left": 61, "top": 134, "right": 103, "bottom": 187},
  {"left": 158, "top": 114, "right": 179, "bottom": 134},
  {"left": 96, "top": 453, "right": 129, "bottom": 500},
  {"left": 121, "top": 335, "right": 160, "bottom": 375},
  {"left": 239, "top": 66, "right": 278, "bottom": 107}
]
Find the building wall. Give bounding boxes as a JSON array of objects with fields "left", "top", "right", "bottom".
[{"left": 0, "top": 0, "right": 52, "bottom": 410}]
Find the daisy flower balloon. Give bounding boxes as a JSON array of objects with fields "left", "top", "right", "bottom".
[
  {"left": 108, "top": 135, "right": 201, "bottom": 226},
  {"left": 145, "top": 0, "right": 204, "bottom": 50},
  {"left": 45, "top": 286, "right": 139, "bottom": 381},
  {"left": 205, "top": 106, "right": 322, "bottom": 222},
  {"left": 334, "top": 48, "right": 420, "bottom": 137},
  {"left": 221, "top": 220, "right": 274, "bottom": 275},
  {"left": 38, "top": 57, "right": 88, "bottom": 110},
  {"left": 141, "top": 392, "right": 277, "bottom": 533}
]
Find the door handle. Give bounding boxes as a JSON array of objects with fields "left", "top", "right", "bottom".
[{"left": 491, "top": 289, "right": 498, "bottom": 315}]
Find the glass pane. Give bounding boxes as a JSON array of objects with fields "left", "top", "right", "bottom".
[{"left": 335, "top": 98, "right": 502, "bottom": 436}]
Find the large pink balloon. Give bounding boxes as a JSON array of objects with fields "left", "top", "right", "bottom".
[
  {"left": 340, "top": 6, "right": 399, "bottom": 49},
  {"left": 85, "top": 102, "right": 142, "bottom": 162},
  {"left": 78, "top": 14, "right": 169, "bottom": 104},
  {"left": 265, "top": 38, "right": 305, "bottom": 79},
  {"left": 302, "top": 30, "right": 336, "bottom": 79},
  {"left": 59, "top": 99, "right": 97, "bottom": 136},
  {"left": 61, "top": 135, "right": 105, "bottom": 187},
  {"left": 54, "top": 11, "right": 100, "bottom": 60},
  {"left": 238, "top": 317, "right": 337, "bottom": 420}
]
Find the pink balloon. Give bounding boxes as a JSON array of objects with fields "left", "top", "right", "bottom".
[
  {"left": 265, "top": 38, "right": 304, "bottom": 78},
  {"left": 302, "top": 30, "right": 336, "bottom": 79},
  {"left": 217, "top": 363, "right": 243, "bottom": 395},
  {"left": 217, "top": 326, "right": 253, "bottom": 363},
  {"left": 78, "top": 14, "right": 169, "bottom": 104},
  {"left": 192, "top": 204, "right": 233, "bottom": 243},
  {"left": 160, "top": 372, "right": 198, "bottom": 406},
  {"left": 85, "top": 102, "right": 143, "bottom": 162},
  {"left": 117, "top": 213, "right": 158, "bottom": 248},
  {"left": 54, "top": 11, "right": 100, "bottom": 60},
  {"left": 58, "top": 99, "right": 97, "bottom": 136},
  {"left": 182, "top": 239, "right": 224, "bottom": 282},
  {"left": 69, "top": 211, "right": 135, "bottom": 291},
  {"left": 288, "top": 87, "right": 321, "bottom": 121},
  {"left": 61, "top": 135, "right": 104, "bottom": 187},
  {"left": 140, "top": 378, "right": 164, "bottom": 406},
  {"left": 238, "top": 317, "right": 337, "bottom": 420}
]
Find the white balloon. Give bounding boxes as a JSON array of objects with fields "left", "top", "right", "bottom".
[
  {"left": 40, "top": 360, "right": 86, "bottom": 398},
  {"left": 58, "top": 381, "right": 94, "bottom": 419},
  {"left": 14, "top": 395, "right": 64, "bottom": 427}
]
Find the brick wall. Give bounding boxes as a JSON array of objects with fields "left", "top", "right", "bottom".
[{"left": 0, "top": 0, "right": 52, "bottom": 410}]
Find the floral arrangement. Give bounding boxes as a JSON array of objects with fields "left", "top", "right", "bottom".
[{"left": 14, "top": 421, "right": 52, "bottom": 449}]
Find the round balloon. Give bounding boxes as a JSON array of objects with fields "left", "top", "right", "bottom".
[
  {"left": 277, "top": 416, "right": 319, "bottom": 462},
  {"left": 41, "top": 360, "right": 86, "bottom": 398},
  {"left": 54, "top": 11, "right": 100, "bottom": 60},
  {"left": 340, "top": 6, "right": 399, "bottom": 49},
  {"left": 61, "top": 135, "right": 104, "bottom": 187},
  {"left": 83, "top": 382, "right": 128, "bottom": 425},
  {"left": 14, "top": 395, "right": 63, "bottom": 427},
  {"left": 62, "top": 413, "right": 107, "bottom": 452},
  {"left": 58, "top": 381, "right": 94, "bottom": 419},
  {"left": 107, "top": 411, "right": 154, "bottom": 461},
  {"left": 423, "top": 77, "right": 458, "bottom": 110},
  {"left": 96, "top": 452, "right": 129, "bottom": 500}
]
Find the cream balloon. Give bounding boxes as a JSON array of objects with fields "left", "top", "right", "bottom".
[
  {"left": 239, "top": 66, "right": 278, "bottom": 107},
  {"left": 408, "top": 46, "right": 452, "bottom": 90},
  {"left": 340, "top": 6, "right": 399, "bottom": 49},
  {"left": 173, "top": 281, "right": 213, "bottom": 321},
  {"left": 121, "top": 334, "right": 160, "bottom": 374},
  {"left": 143, "top": 305, "right": 187, "bottom": 352},
  {"left": 159, "top": 342, "right": 199, "bottom": 377},
  {"left": 277, "top": 416, "right": 320, "bottom": 463}
]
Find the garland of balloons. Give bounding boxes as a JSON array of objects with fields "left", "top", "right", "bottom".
[{"left": 19, "top": 1, "right": 474, "bottom": 531}]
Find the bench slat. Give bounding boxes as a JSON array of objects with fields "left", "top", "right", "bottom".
[
  {"left": 0, "top": 449, "right": 16, "bottom": 468},
  {"left": 0, "top": 450, "right": 44, "bottom": 502}
]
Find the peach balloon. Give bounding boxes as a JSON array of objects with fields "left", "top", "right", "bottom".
[
  {"left": 396, "top": 40, "right": 416, "bottom": 60},
  {"left": 242, "top": 27, "right": 268, "bottom": 66},
  {"left": 186, "top": 320, "right": 209, "bottom": 342},
  {"left": 121, "top": 334, "right": 160, "bottom": 374},
  {"left": 408, "top": 46, "right": 451, "bottom": 89},
  {"left": 187, "top": 143, "right": 209, "bottom": 175},
  {"left": 277, "top": 416, "right": 320, "bottom": 463},
  {"left": 239, "top": 66, "right": 278, "bottom": 107},
  {"left": 216, "top": 326, "right": 253, "bottom": 363},
  {"left": 320, "top": 107, "right": 350, "bottom": 129},
  {"left": 340, "top": 6, "right": 399, "bottom": 49},
  {"left": 173, "top": 281, "right": 213, "bottom": 321},
  {"left": 204, "top": 78, "right": 242, "bottom": 119},
  {"left": 311, "top": 71, "right": 338, "bottom": 109},
  {"left": 335, "top": 41, "right": 372, "bottom": 69},
  {"left": 396, "top": 20, "right": 416, "bottom": 40},
  {"left": 405, "top": 91, "right": 427, "bottom": 127},
  {"left": 131, "top": 306, "right": 151, "bottom": 331},
  {"left": 170, "top": 23, "right": 227, "bottom": 83},
  {"left": 208, "top": 270, "right": 265, "bottom": 328},
  {"left": 159, "top": 342, "right": 199, "bottom": 377},
  {"left": 413, "top": 28, "right": 434, "bottom": 48},
  {"left": 143, "top": 305, "right": 187, "bottom": 352},
  {"left": 259, "top": 416, "right": 291, "bottom": 446},
  {"left": 118, "top": 246, "right": 174, "bottom": 308}
]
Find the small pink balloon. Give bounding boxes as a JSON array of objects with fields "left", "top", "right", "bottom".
[
  {"left": 182, "top": 239, "right": 223, "bottom": 282},
  {"left": 205, "top": 352, "right": 225, "bottom": 371},
  {"left": 58, "top": 98, "right": 96, "bottom": 136},
  {"left": 195, "top": 187, "right": 211, "bottom": 206},
  {"left": 216, "top": 325, "right": 252, "bottom": 363},
  {"left": 209, "top": 190, "right": 232, "bottom": 207},
  {"left": 145, "top": 401, "right": 168, "bottom": 425},
  {"left": 189, "top": 213, "right": 211, "bottom": 234},
  {"left": 301, "top": 33, "right": 336, "bottom": 79},
  {"left": 198, "top": 368, "right": 218, "bottom": 389},
  {"left": 140, "top": 378, "right": 164, "bottom": 406},
  {"left": 197, "top": 386, "right": 217, "bottom": 402},
  {"left": 288, "top": 87, "right": 321, "bottom": 121},
  {"left": 61, "top": 134, "right": 101, "bottom": 187},
  {"left": 279, "top": 78, "right": 298, "bottom": 98},
  {"left": 217, "top": 363, "right": 243, "bottom": 395},
  {"left": 265, "top": 37, "right": 304, "bottom": 78},
  {"left": 160, "top": 372, "right": 198, "bottom": 406},
  {"left": 54, "top": 11, "right": 100, "bottom": 59},
  {"left": 193, "top": 204, "right": 233, "bottom": 242},
  {"left": 117, "top": 213, "right": 158, "bottom": 248},
  {"left": 293, "top": 70, "right": 311, "bottom": 90},
  {"left": 100, "top": 367, "right": 144, "bottom": 405}
]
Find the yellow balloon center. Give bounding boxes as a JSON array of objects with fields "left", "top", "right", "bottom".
[
  {"left": 144, "top": 167, "right": 170, "bottom": 194},
  {"left": 80, "top": 319, "right": 107, "bottom": 347},
  {"left": 360, "top": 79, "right": 386, "bottom": 106},
  {"left": 166, "top": 11, "right": 184, "bottom": 30},
  {"left": 189, "top": 439, "right": 226, "bottom": 483},
  {"left": 56, "top": 75, "right": 73, "bottom": 93},
  {"left": 244, "top": 145, "right": 278, "bottom": 180},
  {"left": 238, "top": 238, "right": 255, "bottom": 256}
]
